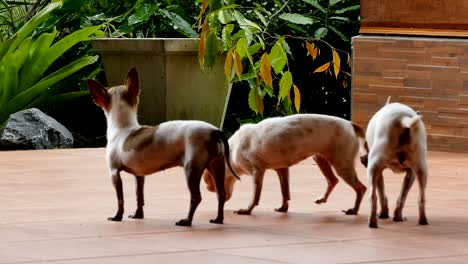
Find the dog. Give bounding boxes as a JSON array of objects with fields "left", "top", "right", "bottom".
[
  {"left": 202, "top": 114, "right": 367, "bottom": 216},
  {"left": 363, "top": 97, "right": 428, "bottom": 228},
  {"left": 86, "top": 67, "right": 238, "bottom": 226}
]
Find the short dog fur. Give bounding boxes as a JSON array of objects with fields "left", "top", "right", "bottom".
[
  {"left": 87, "top": 67, "right": 238, "bottom": 226},
  {"left": 363, "top": 97, "right": 428, "bottom": 228},
  {"left": 203, "top": 114, "right": 367, "bottom": 215}
]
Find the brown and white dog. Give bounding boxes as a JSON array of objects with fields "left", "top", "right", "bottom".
[
  {"left": 203, "top": 114, "right": 367, "bottom": 215},
  {"left": 363, "top": 98, "right": 428, "bottom": 228},
  {"left": 87, "top": 67, "right": 238, "bottom": 226}
]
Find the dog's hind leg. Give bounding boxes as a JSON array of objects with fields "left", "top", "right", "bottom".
[
  {"left": 176, "top": 162, "right": 204, "bottom": 226},
  {"left": 416, "top": 162, "right": 429, "bottom": 225},
  {"left": 274, "top": 168, "right": 290, "bottom": 213},
  {"left": 207, "top": 157, "right": 226, "bottom": 224},
  {"left": 376, "top": 173, "right": 389, "bottom": 219},
  {"left": 393, "top": 168, "right": 415, "bottom": 222},
  {"left": 108, "top": 170, "right": 124, "bottom": 221},
  {"left": 129, "top": 176, "right": 145, "bottom": 219},
  {"left": 313, "top": 155, "right": 339, "bottom": 204},
  {"left": 235, "top": 168, "right": 266, "bottom": 215}
]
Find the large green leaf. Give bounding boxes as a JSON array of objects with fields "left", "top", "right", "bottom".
[
  {"left": 314, "top": 27, "right": 328, "bottom": 39},
  {"left": 221, "top": 24, "right": 234, "bottom": 50},
  {"left": 278, "top": 71, "right": 292, "bottom": 104},
  {"left": 205, "top": 31, "right": 218, "bottom": 69},
  {"left": 18, "top": 25, "right": 103, "bottom": 91},
  {"left": 269, "top": 38, "right": 287, "bottom": 75},
  {"left": 0, "top": 36, "right": 16, "bottom": 62},
  {"left": 303, "top": 0, "right": 326, "bottom": 14},
  {"left": 160, "top": 10, "right": 198, "bottom": 38},
  {"left": 8, "top": 1, "right": 62, "bottom": 55},
  {"left": 328, "top": 25, "right": 349, "bottom": 42},
  {"left": 279, "top": 13, "right": 316, "bottom": 25},
  {"left": 128, "top": 3, "right": 157, "bottom": 25},
  {"left": 0, "top": 55, "right": 98, "bottom": 125},
  {"left": 334, "top": 5, "right": 360, "bottom": 14}
]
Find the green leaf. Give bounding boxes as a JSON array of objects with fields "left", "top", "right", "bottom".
[
  {"left": 0, "top": 55, "right": 99, "bottom": 125},
  {"left": 248, "top": 43, "right": 262, "bottom": 55},
  {"left": 269, "top": 38, "right": 287, "bottom": 75},
  {"left": 209, "top": 0, "right": 222, "bottom": 11},
  {"left": 205, "top": 31, "right": 218, "bottom": 69},
  {"left": 303, "top": 0, "right": 326, "bottom": 13},
  {"left": 248, "top": 87, "right": 258, "bottom": 114},
  {"left": 328, "top": 25, "right": 349, "bottom": 42},
  {"left": 128, "top": 4, "right": 157, "bottom": 25},
  {"left": 8, "top": 1, "right": 62, "bottom": 55},
  {"left": 19, "top": 25, "right": 104, "bottom": 91},
  {"left": 218, "top": 9, "right": 233, "bottom": 24},
  {"left": 329, "top": 0, "right": 344, "bottom": 6},
  {"left": 232, "top": 10, "right": 261, "bottom": 31},
  {"left": 279, "top": 13, "right": 317, "bottom": 25},
  {"left": 0, "top": 36, "right": 16, "bottom": 62},
  {"left": 314, "top": 27, "right": 328, "bottom": 39},
  {"left": 221, "top": 24, "right": 234, "bottom": 51},
  {"left": 334, "top": 5, "right": 360, "bottom": 14},
  {"left": 278, "top": 71, "right": 293, "bottom": 104},
  {"left": 329, "top": 16, "right": 351, "bottom": 22},
  {"left": 236, "top": 37, "right": 253, "bottom": 65},
  {"left": 160, "top": 10, "right": 198, "bottom": 38},
  {"left": 254, "top": 10, "right": 268, "bottom": 26}
]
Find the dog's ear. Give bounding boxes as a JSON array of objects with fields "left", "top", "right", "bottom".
[
  {"left": 87, "top": 79, "right": 110, "bottom": 108},
  {"left": 125, "top": 67, "right": 140, "bottom": 99}
]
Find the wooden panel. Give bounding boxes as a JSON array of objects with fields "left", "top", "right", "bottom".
[
  {"left": 360, "top": 0, "right": 468, "bottom": 36},
  {"left": 352, "top": 36, "right": 468, "bottom": 153}
]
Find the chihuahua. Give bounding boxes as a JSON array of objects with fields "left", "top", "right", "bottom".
[
  {"left": 203, "top": 114, "right": 367, "bottom": 216},
  {"left": 363, "top": 97, "right": 428, "bottom": 228},
  {"left": 87, "top": 67, "right": 238, "bottom": 226}
]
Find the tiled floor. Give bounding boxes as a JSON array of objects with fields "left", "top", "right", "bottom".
[{"left": 1, "top": 148, "right": 467, "bottom": 263}]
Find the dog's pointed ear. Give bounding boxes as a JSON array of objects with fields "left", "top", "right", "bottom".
[
  {"left": 87, "top": 79, "right": 110, "bottom": 108},
  {"left": 125, "top": 67, "right": 140, "bottom": 98}
]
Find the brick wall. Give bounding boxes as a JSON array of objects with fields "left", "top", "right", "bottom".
[{"left": 352, "top": 35, "right": 468, "bottom": 153}]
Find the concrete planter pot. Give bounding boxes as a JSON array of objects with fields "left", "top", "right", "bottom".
[{"left": 92, "top": 38, "right": 231, "bottom": 128}]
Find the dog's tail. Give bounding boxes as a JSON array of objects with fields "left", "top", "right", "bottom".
[
  {"left": 385, "top": 96, "right": 391, "bottom": 105},
  {"left": 352, "top": 123, "right": 369, "bottom": 167},
  {"left": 212, "top": 130, "right": 240, "bottom": 180}
]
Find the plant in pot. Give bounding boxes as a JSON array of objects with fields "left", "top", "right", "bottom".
[
  {"left": 197, "top": 0, "right": 360, "bottom": 134},
  {"left": 85, "top": 0, "right": 232, "bottom": 128}
]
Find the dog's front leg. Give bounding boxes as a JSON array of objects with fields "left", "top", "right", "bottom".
[
  {"left": 235, "top": 169, "right": 265, "bottom": 215},
  {"left": 129, "top": 176, "right": 145, "bottom": 219},
  {"left": 176, "top": 163, "right": 204, "bottom": 226},
  {"left": 108, "top": 170, "right": 124, "bottom": 221},
  {"left": 274, "top": 168, "right": 290, "bottom": 213}
]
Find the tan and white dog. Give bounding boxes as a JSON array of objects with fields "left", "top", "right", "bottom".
[
  {"left": 203, "top": 114, "right": 367, "bottom": 215},
  {"left": 363, "top": 98, "right": 428, "bottom": 228},
  {"left": 87, "top": 67, "right": 238, "bottom": 226}
]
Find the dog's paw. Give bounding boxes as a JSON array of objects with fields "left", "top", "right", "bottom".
[
  {"left": 369, "top": 222, "right": 378, "bottom": 228},
  {"left": 342, "top": 208, "right": 358, "bottom": 215},
  {"left": 107, "top": 215, "right": 123, "bottom": 221},
  {"left": 393, "top": 216, "right": 407, "bottom": 222},
  {"left": 209, "top": 217, "right": 224, "bottom": 224},
  {"left": 175, "top": 218, "right": 192, "bottom": 226},
  {"left": 314, "top": 197, "right": 327, "bottom": 204},
  {"left": 419, "top": 218, "right": 429, "bottom": 225},
  {"left": 379, "top": 212, "right": 390, "bottom": 219},
  {"left": 234, "top": 208, "right": 252, "bottom": 215},
  {"left": 274, "top": 205, "right": 289, "bottom": 213}
]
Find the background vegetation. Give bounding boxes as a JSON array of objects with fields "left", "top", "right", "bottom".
[{"left": 0, "top": 0, "right": 360, "bottom": 144}]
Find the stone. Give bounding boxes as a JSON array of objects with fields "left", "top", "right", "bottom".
[{"left": 0, "top": 108, "right": 74, "bottom": 150}]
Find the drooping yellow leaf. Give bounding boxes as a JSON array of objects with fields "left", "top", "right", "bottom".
[
  {"left": 224, "top": 48, "right": 233, "bottom": 80},
  {"left": 259, "top": 53, "right": 273, "bottom": 88},
  {"left": 343, "top": 80, "right": 348, "bottom": 88},
  {"left": 305, "top": 42, "right": 318, "bottom": 61},
  {"left": 347, "top": 53, "right": 351, "bottom": 67},
  {"left": 197, "top": 0, "right": 208, "bottom": 29},
  {"left": 332, "top": 49, "right": 340, "bottom": 79},
  {"left": 314, "top": 62, "right": 330, "bottom": 73},
  {"left": 233, "top": 50, "right": 243, "bottom": 79},
  {"left": 293, "top": 84, "right": 301, "bottom": 112}
]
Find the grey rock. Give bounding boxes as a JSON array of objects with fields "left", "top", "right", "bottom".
[{"left": 0, "top": 108, "right": 74, "bottom": 150}]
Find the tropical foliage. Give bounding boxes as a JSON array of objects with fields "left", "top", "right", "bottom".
[
  {"left": 0, "top": 1, "right": 103, "bottom": 125},
  {"left": 198, "top": 0, "right": 360, "bottom": 116}
]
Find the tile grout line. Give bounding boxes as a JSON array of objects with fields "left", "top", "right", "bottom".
[{"left": 338, "top": 253, "right": 468, "bottom": 264}]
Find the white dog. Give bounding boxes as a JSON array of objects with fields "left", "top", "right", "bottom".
[
  {"left": 203, "top": 114, "right": 367, "bottom": 216},
  {"left": 363, "top": 97, "right": 428, "bottom": 228},
  {"left": 87, "top": 67, "right": 238, "bottom": 226}
]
